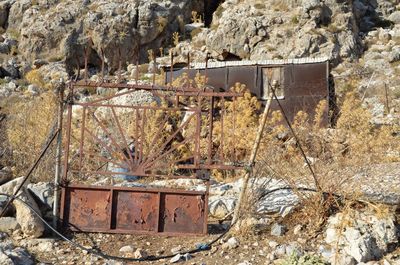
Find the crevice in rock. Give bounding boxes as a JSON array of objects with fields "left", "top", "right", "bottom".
[{"left": 204, "top": 0, "right": 224, "bottom": 27}]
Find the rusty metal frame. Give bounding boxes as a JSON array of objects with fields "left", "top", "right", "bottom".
[{"left": 60, "top": 47, "right": 245, "bottom": 235}]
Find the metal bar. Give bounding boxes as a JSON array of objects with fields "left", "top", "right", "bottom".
[
  {"left": 110, "top": 107, "right": 135, "bottom": 168},
  {"left": 170, "top": 49, "right": 174, "bottom": 85},
  {"left": 91, "top": 112, "right": 134, "bottom": 168},
  {"left": 117, "top": 48, "right": 122, "bottom": 83},
  {"left": 220, "top": 97, "right": 225, "bottom": 162},
  {"left": 270, "top": 84, "right": 322, "bottom": 192},
  {"left": 100, "top": 47, "right": 105, "bottom": 82},
  {"left": 176, "top": 164, "right": 243, "bottom": 170},
  {"left": 78, "top": 106, "right": 87, "bottom": 170},
  {"left": 207, "top": 96, "right": 214, "bottom": 164},
  {"left": 143, "top": 114, "right": 170, "bottom": 159},
  {"left": 142, "top": 137, "right": 193, "bottom": 170},
  {"left": 232, "top": 92, "right": 273, "bottom": 223},
  {"left": 155, "top": 192, "right": 161, "bottom": 232},
  {"left": 135, "top": 109, "right": 139, "bottom": 165},
  {"left": 141, "top": 112, "right": 196, "bottom": 167},
  {"left": 62, "top": 100, "right": 73, "bottom": 183},
  {"left": 53, "top": 85, "right": 64, "bottom": 229},
  {"left": 139, "top": 109, "right": 146, "bottom": 163},
  {"left": 83, "top": 127, "right": 131, "bottom": 168},
  {"left": 69, "top": 170, "right": 197, "bottom": 180}
]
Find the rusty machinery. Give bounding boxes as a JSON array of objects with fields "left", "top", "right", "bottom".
[{"left": 59, "top": 50, "right": 246, "bottom": 236}]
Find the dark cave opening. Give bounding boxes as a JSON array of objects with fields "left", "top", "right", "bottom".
[{"left": 204, "top": 0, "right": 225, "bottom": 27}]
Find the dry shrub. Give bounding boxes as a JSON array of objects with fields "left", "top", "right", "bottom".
[
  {"left": 25, "top": 69, "right": 47, "bottom": 89},
  {"left": 3, "top": 92, "right": 57, "bottom": 181},
  {"left": 245, "top": 90, "right": 400, "bottom": 232}
]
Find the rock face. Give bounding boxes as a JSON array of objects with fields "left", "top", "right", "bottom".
[
  {"left": 325, "top": 209, "right": 398, "bottom": 263},
  {"left": 4, "top": 0, "right": 203, "bottom": 73}
]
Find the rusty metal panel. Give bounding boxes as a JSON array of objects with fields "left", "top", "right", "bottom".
[
  {"left": 113, "top": 191, "right": 159, "bottom": 232},
  {"left": 62, "top": 187, "right": 111, "bottom": 231},
  {"left": 227, "top": 66, "right": 259, "bottom": 96},
  {"left": 198, "top": 68, "right": 227, "bottom": 91},
  {"left": 284, "top": 63, "right": 328, "bottom": 96},
  {"left": 61, "top": 185, "right": 207, "bottom": 235},
  {"left": 160, "top": 193, "right": 205, "bottom": 234}
]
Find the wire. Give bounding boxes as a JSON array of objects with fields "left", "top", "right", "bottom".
[{"left": 0, "top": 192, "right": 233, "bottom": 262}]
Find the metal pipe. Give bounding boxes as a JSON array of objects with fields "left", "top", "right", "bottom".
[
  {"left": 232, "top": 93, "right": 273, "bottom": 224},
  {"left": 53, "top": 83, "right": 65, "bottom": 229}
]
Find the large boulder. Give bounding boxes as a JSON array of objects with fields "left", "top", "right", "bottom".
[{"left": 0, "top": 177, "right": 45, "bottom": 238}]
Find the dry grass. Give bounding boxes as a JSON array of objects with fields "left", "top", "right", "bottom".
[{"left": 2, "top": 92, "right": 57, "bottom": 182}]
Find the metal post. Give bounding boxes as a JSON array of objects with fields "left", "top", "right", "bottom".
[
  {"left": 53, "top": 83, "right": 65, "bottom": 229},
  {"left": 232, "top": 93, "right": 273, "bottom": 224}
]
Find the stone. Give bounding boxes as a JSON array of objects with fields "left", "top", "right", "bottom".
[
  {"left": 0, "top": 43, "right": 10, "bottom": 54},
  {"left": 170, "top": 254, "right": 182, "bottom": 263},
  {"left": 268, "top": 241, "right": 279, "bottom": 249},
  {"left": 270, "top": 223, "right": 287, "bottom": 237},
  {"left": 0, "top": 177, "right": 45, "bottom": 238},
  {"left": 27, "top": 182, "right": 54, "bottom": 212},
  {"left": 222, "top": 237, "right": 239, "bottom": 250},
  {"left": 14, "top": 188, "right": 45, "bottom": 238},
  {"left": 170, "top": 245, "right": 182, "bottom": 254},
  {"left": 119, "top": 245, "right": 134, "bottom": 253},
  {"left": 27, "top": 85, "right": 39, "bottom": 95},
  {"left": 325, "top": 209, "right": 398, "bottom": 263},
  {"left": 2, "top": 64, "right": 19, "bottom": 79},
  {"left": 3, "top": 247, "right": 34, "bottom": 265},
  {"left": 0, "top": 217, "right": 20, "bottom": 233},
  {"left": 388, "top": 11, "right": 400, "bottom": 24},
  {"left": 133, "top": 248, "right": 148, "bottom": 259},
  {"left": 293, "top": 224, "right": 302, "bottom": 235},
  {"left": 0, "top": 168, "right": 12, "bottom": 185}
]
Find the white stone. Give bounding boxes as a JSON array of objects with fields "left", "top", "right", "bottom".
[{"left": 119, "top": 245, "right": 134, "bottom": 253}]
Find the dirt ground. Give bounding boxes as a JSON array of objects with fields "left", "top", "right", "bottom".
[{"left": 24, "top": 224, "right": 275, "bottom": 265}]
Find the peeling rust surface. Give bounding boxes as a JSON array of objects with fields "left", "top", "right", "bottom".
[
  {"left": 63, "top": 188, "right": 111, "bottom": 231},
  {"left": 160, "top": 193, "right": 205, "bottom": 234},
  {"left": 61, "top": 185, "right": 207, "bottom": 235},
  {"left": 113, "top": 191, "right": 158, "bottom": 232}
]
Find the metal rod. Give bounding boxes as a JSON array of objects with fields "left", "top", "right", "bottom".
[
  {"left": 269, "top": 84, "right": 322, "bottom": 192},
  {"left": 384, "top": 83, "right": 390, "bottom": 114},
  {"left": 232, "top": 93, "right": 273, "bottom": 224},
  {"left": 170, "top": 49, "right": 174, "bottom": 85},
  {"left": 53, "top": 84, "right": 65, "bottom": 229},
  {"left": 207, "top": 97, "right": 214, "bottom": 165}
]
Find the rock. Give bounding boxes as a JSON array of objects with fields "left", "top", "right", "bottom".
[
  {"left": 0, "top": 167, "right": 12, "bottom": 185},
  {"left": 0, "top": 217, "right": 20, "bottom": 233},
  {"left": 268, "top": 241, "right": 279, "bottom": 249},
  {"left": 270, "top": 223, "right": 287, "bottom": 237},
  {"left": 325, "top": 209, "right": 398, "bottom": 263},
  {"left": 0, "top": 43, "right": 10, "bottom": 54},
  {"left": 293, "top": 224, "right": 302, "bottom": 235},
  {"left": 285, "top": 242, "right": 302, "bottom": 257},
  {"left": 2, "top": 64, "right": 19, "bottom": 79},
  {"left": 170, "top": 254, "right": 182, "bottom": 263},
  {"left": 171, "top": 245, "right": 182, "bottom": 254},
  {"left": 133, "top": 248, "right": 148, "bottom": 259},
  {"left": 27, "top": 182, "right": 54, "bottom": 212},
  {"left": 26, "top": 85, "right": 39, "bottom": 95},
  {"left": 0, "top": 251, "right": 13, "bottom": 265},
  {"left": 388, "top": 11, "right": 400, "bottom": 24},
  {"left": 4, "top": 247, "right": 34, "bottom": 265},
  {"left": 208, "top": 196, "right": 236, "bottom": 219},
  {"left": 222, "top": 237, "right": 239, "bottom": 250},
  {"left": 119, "top": 245, "right": 134, "bottom": 253},
  {"left": 14, "top": 187, "right": 45, "bottom": 238}
]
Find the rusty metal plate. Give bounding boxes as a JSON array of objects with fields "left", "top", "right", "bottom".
[
  {"left": 113, "top": 191, "right": 159, "bottom": 232},
  {"left": 160, "top": 193, "right": 206, "bottom": 234},
  {"left": 61, "top": 185, "right": 207, "bottom": 235},
  {"left": 62, "top": 187, "right": 111, "bottom": 231}
]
